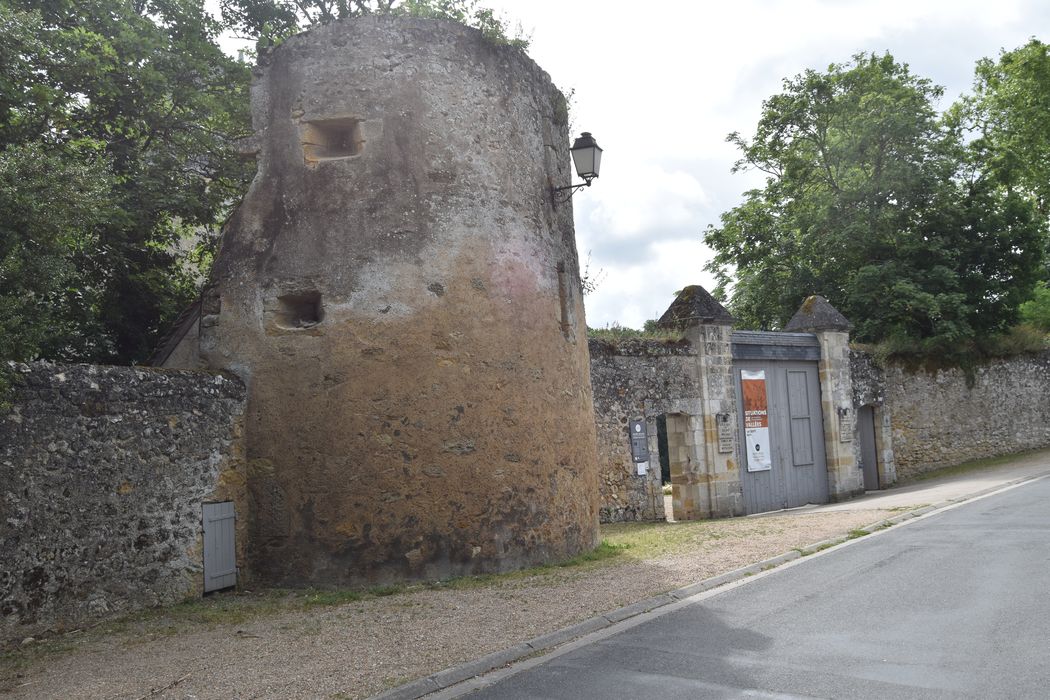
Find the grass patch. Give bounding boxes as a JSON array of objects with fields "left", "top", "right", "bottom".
[
  {"left": 800, "top": 541, "right": 840, "bottom": 556},
  {"left": 885, "top": 505, "right": 925, "bottom": 512},
  {"left": 132, "top": 592, "right": 286, "bottom": 626},
  {"left": 428, "top": 540, "right": 632, "bottom": 592},
  {"left": 1, "top": 582, "right": 425, "bottom": 683},
  {"left": 1, "top": 637, "right": 79, "bottom": 691},
  {"left": 797, "top": 525, "right": 881, "bottom": 555},
  {"left": 20, "top": 584, "right": 416, "bottom": 642},
  {"left": 599, "top": 519, "right": 758, "bottom": 560},
  {"left": 567, "top": 540, "right": 631, "bottom": 564}
]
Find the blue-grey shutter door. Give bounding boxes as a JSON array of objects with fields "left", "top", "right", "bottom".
[
  {"left": 203, "top": 502, "right": 237, "bottom": 592},
  {"left": 786, "top": 369, "right": 815, "bottom": 466},
  {"left": 783, "top": 366, "right": 829, "bottom": 507}
]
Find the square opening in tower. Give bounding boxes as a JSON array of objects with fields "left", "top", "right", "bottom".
[
  {"left": 301, "top": 118, "right": 363, "bottom": 164},
  {"left": 275, "top": 291, "right": 323, "bottom": 329}
]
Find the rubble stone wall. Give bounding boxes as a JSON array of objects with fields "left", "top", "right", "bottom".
[
  {"left": 588, "top": 338, "right": 699, "bottom": 522},
  {"left": 0, "top": 362, "right": 245, "bottom": 643},
  {"left": 850, "top": 350, "right": 1050, "bottom": 479}
]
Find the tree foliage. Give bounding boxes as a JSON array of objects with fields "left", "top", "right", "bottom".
[
  {"left": 0, "top": 1, "right": 253, "bottom": 364},
  {"left": 704, "top": 53, "right": 1046, "bottom": 355},
  {"left": 961, "top": 39, "right": 1050, "bottom": 219},
  {"left": 1019, "top": 281, "right": 1050, "bottom": 331},
  {"left": 221, "top": 0, "right": 528, "bottom": 51},
  {"left": 0, "top": 143, "right": 113, "bottom": 363}
]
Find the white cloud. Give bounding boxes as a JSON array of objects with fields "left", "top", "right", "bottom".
[
  {"left": 581, "top": 160, "right": 709, "bottom": 241},
  {"left": 582, "top": 237, "right": 720, "bottom": 330},
  {"left": 481, "top": 0, "right": 1050, "bottom": 328}
]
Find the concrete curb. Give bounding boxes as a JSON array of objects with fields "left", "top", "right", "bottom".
[{"left": 370, "top": 470, "right": 1050, "bottom": 700}]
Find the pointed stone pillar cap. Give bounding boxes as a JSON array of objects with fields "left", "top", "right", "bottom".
[
  {"left": 784, "top": 295, "right": 852, "bottom": 332},
  {"left": 656, "top": 285, "right": 735, "bottom": 329}
]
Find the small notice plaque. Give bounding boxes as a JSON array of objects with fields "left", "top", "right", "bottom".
[
  {"left": 716, "top": 413, "right": 734, "bottom": 453},
  {"left": 628, "top": 418, "right": 650, "bottom": 463},
  {"left": 839, "top": 407, "right": 854, "bottom": 442}
]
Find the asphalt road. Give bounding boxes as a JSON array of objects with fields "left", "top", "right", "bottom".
[{"left": 464, "top": 477, "right": 1050, "bottom": 699}]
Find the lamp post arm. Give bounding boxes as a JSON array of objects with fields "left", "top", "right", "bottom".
[{"left": 550, "top": 179, "right": 593, "bottom": 206}]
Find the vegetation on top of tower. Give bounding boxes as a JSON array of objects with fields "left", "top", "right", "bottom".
[{"left": 220, "top": 0, "right": 530, "bottom": 52}]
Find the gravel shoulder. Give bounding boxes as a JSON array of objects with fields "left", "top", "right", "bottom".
[{"left": 1, "top": 509, "right": 894, "bottom": 700}]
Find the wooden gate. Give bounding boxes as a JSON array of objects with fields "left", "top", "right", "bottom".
[
  {"left": 732, "top": 332, "right": 829, "bottom": 514},
  {"left": 203, "top": 501, "right": 237, "bottom": 592}
]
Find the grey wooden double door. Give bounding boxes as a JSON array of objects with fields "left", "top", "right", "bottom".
[{"left": 735, "top": 360, "right": 829, "bottom": 514}]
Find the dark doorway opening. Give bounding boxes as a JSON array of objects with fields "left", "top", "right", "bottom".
[{"left": 656, "top": 414, "right": 671, "bottom": 485}]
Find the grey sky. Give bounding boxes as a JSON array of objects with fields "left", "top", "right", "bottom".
[{"left": 481, "top": 0, "right": 1050, "bottom": 328}]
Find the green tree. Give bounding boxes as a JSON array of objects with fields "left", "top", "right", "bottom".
[
  {"left": 0, "top": 1, "right": 254, "bottom": 364},
  {"left": 704, "top": 53, "right": 1045, "bottom": 355},
  {"left": 961, "top": 39, "right": 1050, "bottom": 218},
  {"left": 1019, "top": 281, "right": 1050, "bottom": 331},
  {"left": 0, "top": 142, "right": 114, "bottom": 363},
  {"left": 956, "top": 39, "right": 1050, "bottom": 325}
]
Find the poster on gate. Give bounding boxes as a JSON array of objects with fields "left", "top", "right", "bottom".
[{"left": 740, "top": 370, "right": 772, "bottom": 472}]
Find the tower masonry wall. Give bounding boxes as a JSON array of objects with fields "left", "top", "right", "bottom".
[{"left": 199, "top": 16, "right": 599, "bottom": 585}]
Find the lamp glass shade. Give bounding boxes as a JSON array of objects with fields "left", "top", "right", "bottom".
[{"left": 569, "top": 132, "right": 602, "bottom": 181}]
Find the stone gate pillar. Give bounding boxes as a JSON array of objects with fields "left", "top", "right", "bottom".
[
  {"left": 658, "top": 286, "right": 743, "bottom": 519},
  {"left": 785, "top": 296, "right": 864, "bottom": 500}
]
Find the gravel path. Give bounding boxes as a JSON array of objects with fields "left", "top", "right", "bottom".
[{"left": 2, "top": 509, "right": 893, "bottom": 700}]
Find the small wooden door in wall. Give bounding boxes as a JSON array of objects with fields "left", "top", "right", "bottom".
[
  {"left": 858, "top": 405, "right": 880, "bottom": 491},
  {"left": 203, "top": 501, "right": 237, "bottom": 592}
]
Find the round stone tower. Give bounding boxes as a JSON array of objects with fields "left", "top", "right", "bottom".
[{"left": 199, "top": 16, "right": 600, "bottom": 585}]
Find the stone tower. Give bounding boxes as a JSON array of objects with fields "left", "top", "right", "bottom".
[{"left": 196, "top": 16, "right": 600, "bottom": 585}]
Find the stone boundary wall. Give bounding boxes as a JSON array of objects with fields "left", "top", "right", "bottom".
[
  {"left": 851, "top": 350, "right": 1050, "bottom": 479},
  {"left": 1, "top": 362, "right": 246, "bottom": 644},
  {"left": 588, "top": 338, "right": 698, "bottom": 522}
]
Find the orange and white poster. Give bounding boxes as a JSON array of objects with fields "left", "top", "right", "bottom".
[{"left": 741, "top": 370, "right": 772, "bottom": 472}]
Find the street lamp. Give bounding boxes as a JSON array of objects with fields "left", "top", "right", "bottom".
[{"left": 551, "top": 132, "right": 603, "bottom": 205}]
